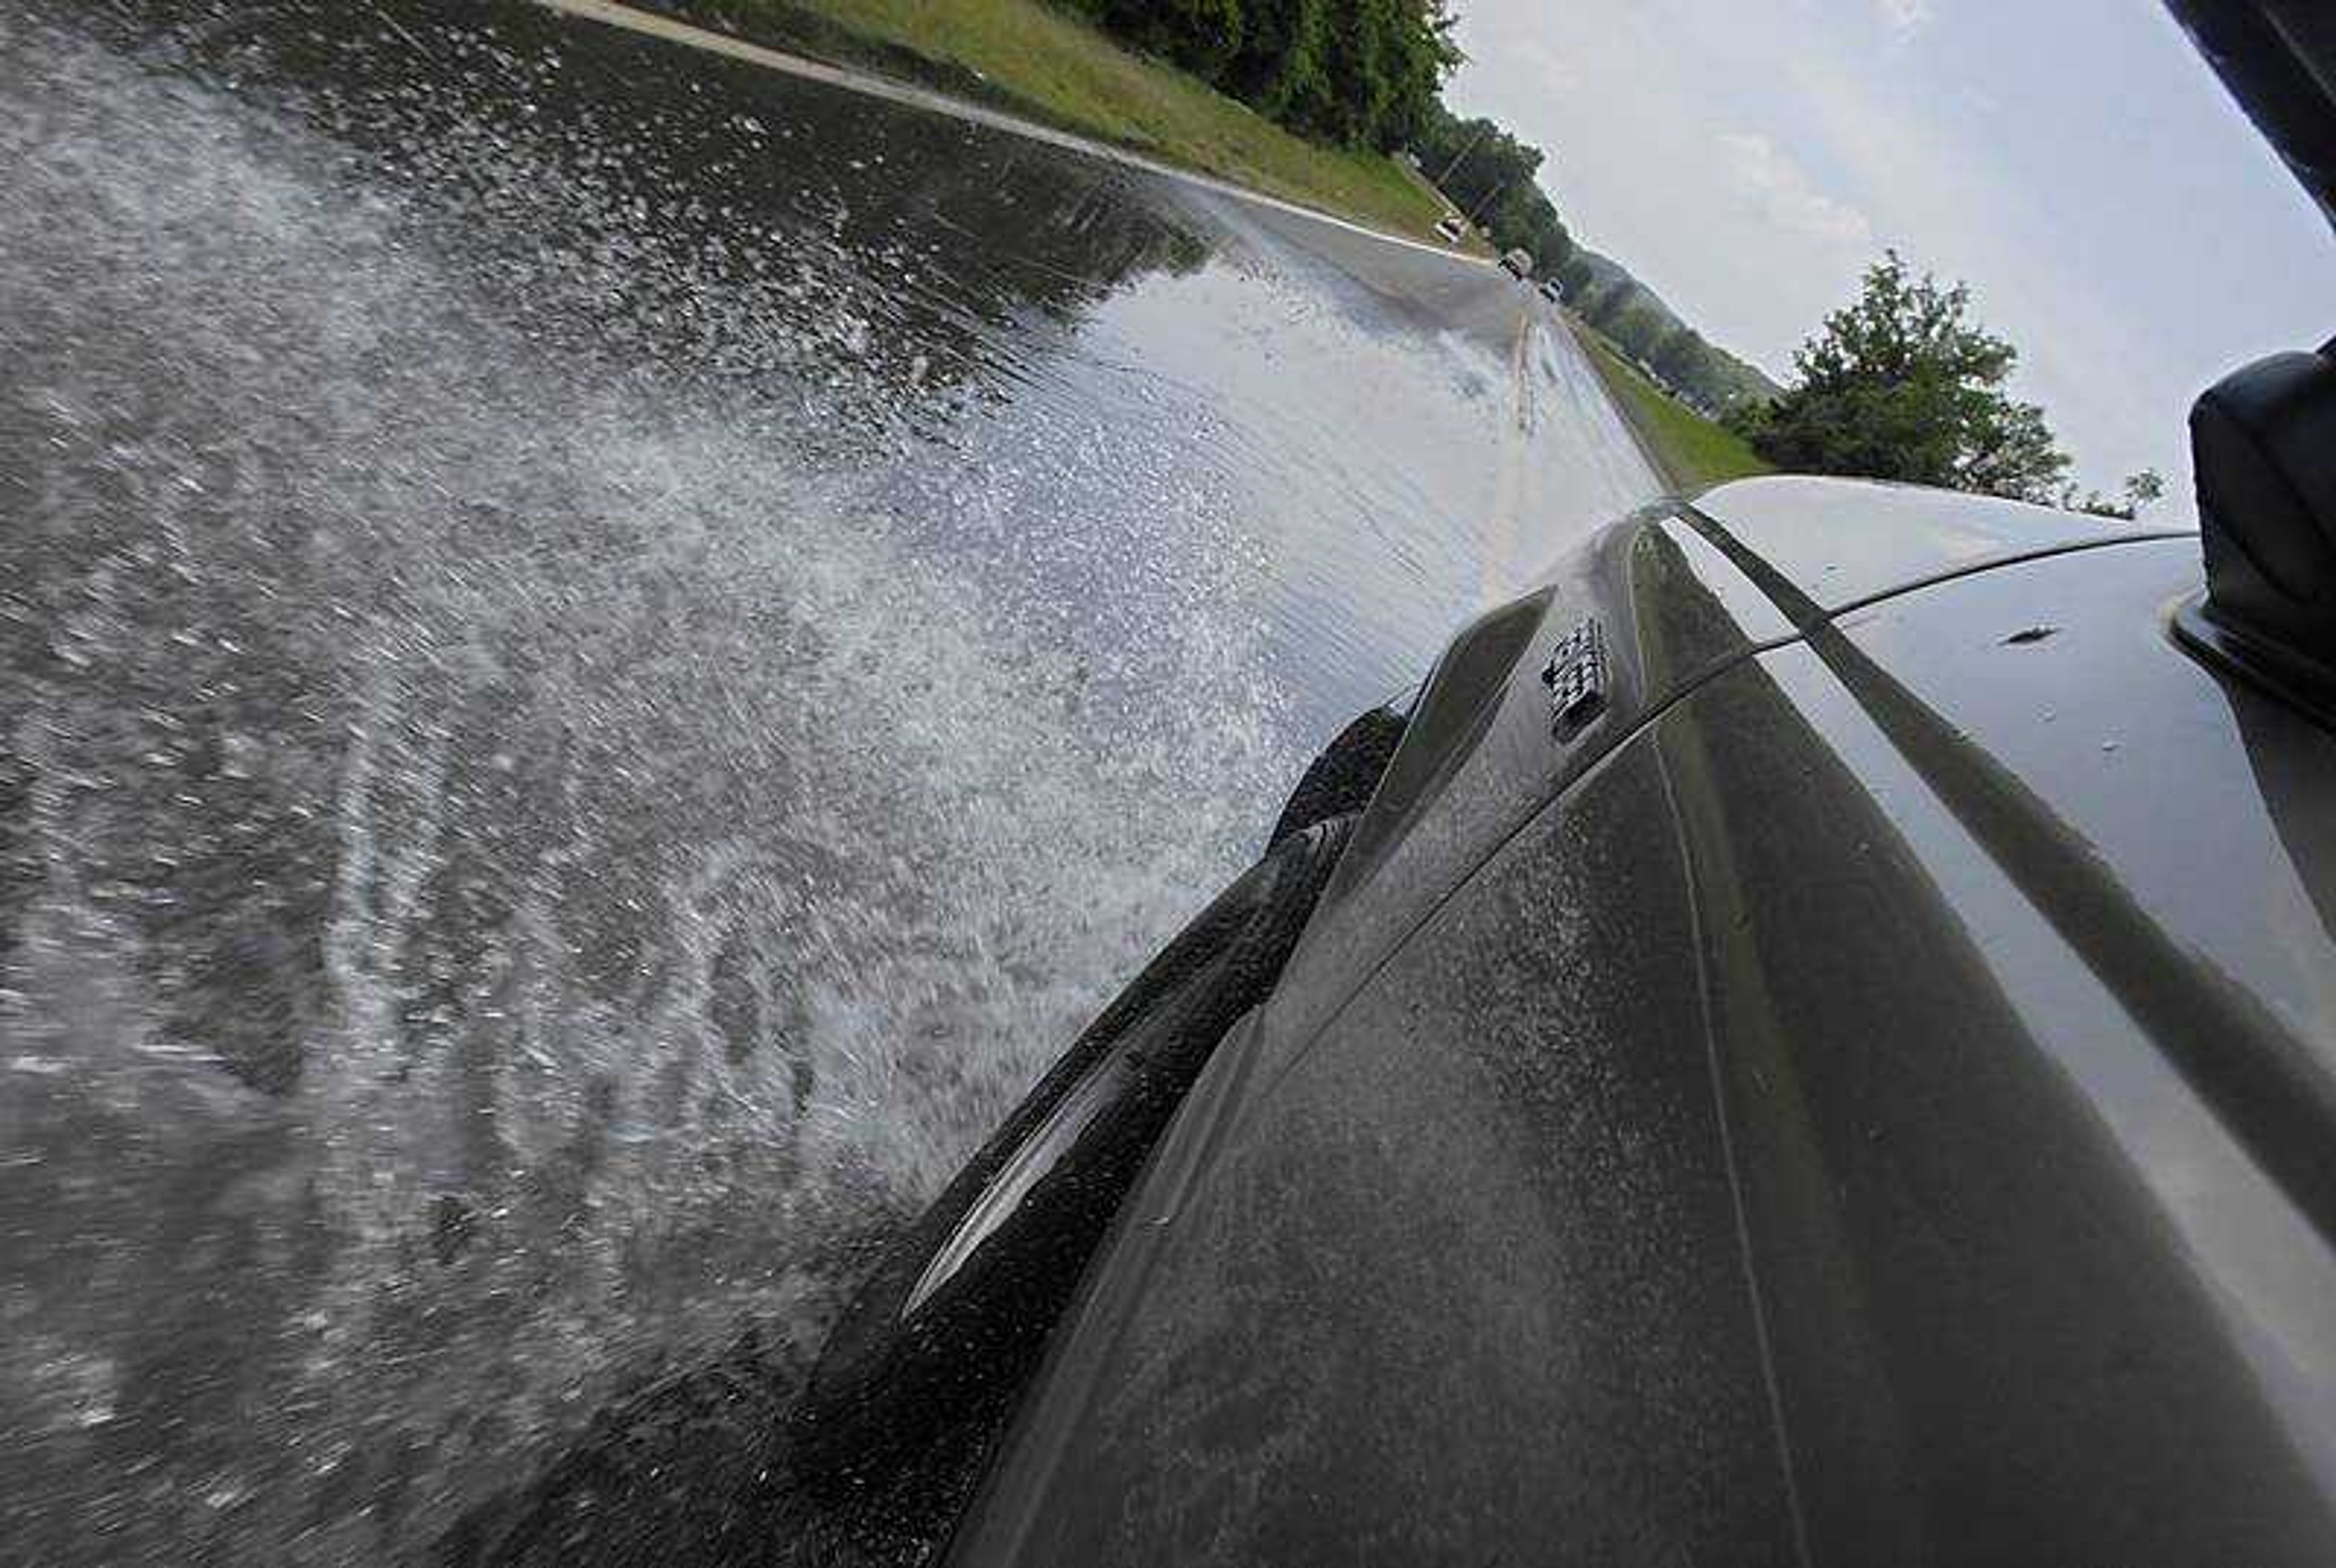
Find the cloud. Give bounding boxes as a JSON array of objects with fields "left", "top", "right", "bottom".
[
  {"left": 1875, "top": 0, "right": 1932, "bottom": 34},
  {"left": 1447, "top": 0, "right": 2334, "bottom": 498},
  {"left": 1715, "top": 131, "right": 1874, "bottom": 248},
  {"left": 1504, "top": 37, "right": 1580, "bottom": 95}
]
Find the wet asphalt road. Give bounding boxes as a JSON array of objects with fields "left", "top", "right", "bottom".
[{"left": 0, "top": 1, "right": 1657, "bottom": 1561}]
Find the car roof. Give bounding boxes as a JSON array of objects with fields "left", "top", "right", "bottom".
[{"left": 1687, "top": 474, "right": 2192, "bottom": 615}]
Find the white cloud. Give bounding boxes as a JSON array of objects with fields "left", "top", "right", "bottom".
[
  {"left": 1447, "top": 0, "right": 2334, "bottom": 498},
  {"left": 1715, "top": 131, "right": 1874, "bottom": 248},
  {"left": 1506, "top": 37, "right": 1579, "bottom": 95},
  {"left": 1875, "top": 0, "right": 1933, "bottom": 34}
]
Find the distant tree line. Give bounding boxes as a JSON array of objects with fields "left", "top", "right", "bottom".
[
  {"left": 1564, "top": 267, "right": 1779, "bottom": 414},
  {"left": 1066, "top": 0, "right": 1463, "bottom": 150},
  {"left": 1057, "top": 2, "right": 1782, "bottom": 417},
  {"left": 1412, "top": 109, "right": 1574, "bottom": 274},
  {"left": 1404, "top": 107, "right": 1768, "bottom": 414},
  {"left": 1063, "top": 0, "right": 2150, "bottom": 510}
]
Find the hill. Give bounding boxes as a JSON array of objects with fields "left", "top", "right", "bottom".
[{"left": 1556, "top": 246, "right": 1781, "bottom": 415}]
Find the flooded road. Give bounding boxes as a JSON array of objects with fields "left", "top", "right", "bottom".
[{"left": 0, "top": 1, "right": 1656, "bottom": 1561}]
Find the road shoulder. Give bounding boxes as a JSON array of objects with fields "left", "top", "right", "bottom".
[{"left": 539, "top": 0, "right": 1476, "bottom": 262}]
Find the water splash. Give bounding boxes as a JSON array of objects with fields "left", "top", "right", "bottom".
[
  {"left": 0, "top": 10, "right": 1284, "bottom": 1560},
  {"left": 1, "top": 3, "right": 1656, "bottom": 1559}
]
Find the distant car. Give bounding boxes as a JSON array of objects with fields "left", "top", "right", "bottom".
[
  {"left": 1499, "top": 246, "right": 1532, "bottom": 279},
  {"left": 1538, "top": 277, "right": 1564, "bottom": 304},
  {"left": 1433, "top": 214, "right": 1467, "bottom": 245},
  {"left": 792, "top": 4, "right": 2336, "bottom": 1562}
]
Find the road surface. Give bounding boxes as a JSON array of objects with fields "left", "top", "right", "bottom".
[{"left": 0, "top": 1, "right": 1659, "bottom": 1561}]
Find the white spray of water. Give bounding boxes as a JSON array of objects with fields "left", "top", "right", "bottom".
[{"left": 1, "top": 12, "right": 1290, "bottom": 1560}]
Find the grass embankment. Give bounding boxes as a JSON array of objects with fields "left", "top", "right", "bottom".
[
  {"left": 1571, "top": 322, "right": 1772, "bottom": 494},
  {"left": 680, "top": 0, "right": 1457, "bottom": 242}
]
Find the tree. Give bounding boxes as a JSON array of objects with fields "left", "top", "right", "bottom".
[
  {"left": 1605, "top": 297, "right": 1666, "bottom": 363},
  {"left": 1081, "top": 0, "right": 1245, "bottom": 75},
  {"left": 1741, "top": 251, "right": 2072, "bottom": 505},
  {"left": 1650, "top": 323, "right": 1705, "bottom": 388},
  {"left": 1411, "top": 105, "right": 1579, "bottom": 280},
  {"left": 1217, "top": 0, "right": 1458, "bottom": 148},
  {"left": 2066, "top": 468, "right": 2167, "bottom": 521}
]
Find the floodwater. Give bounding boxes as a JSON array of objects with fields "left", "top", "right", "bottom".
[{"left": 0, "top": 1, "right": 1657, "bottom": 1561}]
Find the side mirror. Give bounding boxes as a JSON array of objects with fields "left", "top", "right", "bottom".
[{"left": 2175, "top": 345, "right": 2336, "bottom": 721}]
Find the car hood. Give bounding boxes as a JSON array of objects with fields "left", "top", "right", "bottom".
[
  {"left": 1287, "top": 477, "right": 2188, "bottom": 1063},
  {"left": 945, "top": 487, "right": 2336, "bottom": 1565}
]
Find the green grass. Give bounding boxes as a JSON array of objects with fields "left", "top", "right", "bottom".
[
  {"left": 689, "top": 0, "right": 1456, "bottom": 241},
  {"left": 1573, "top": 324, "right": 1773, "bottom": 494}
]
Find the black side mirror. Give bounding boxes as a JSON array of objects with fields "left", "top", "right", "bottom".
[{"left": 2176, "top": 345, "right": 2336, "bottom": 721}]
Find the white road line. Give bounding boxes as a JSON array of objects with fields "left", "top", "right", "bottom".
[{"left": 534, "top": 0, "right": 1496, "bottom": 269}]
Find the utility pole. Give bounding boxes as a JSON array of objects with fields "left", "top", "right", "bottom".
[
  {"left": 1464, "top": 176, "right": 1509, "bottom": 226},
  {"left": 1436, "top": 120, "right": 1492, "bottom": 187}
]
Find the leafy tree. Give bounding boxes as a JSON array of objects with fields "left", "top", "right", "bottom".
[
  {"left": 1222, "top": 0, "right": 1302, "bottom": 100},
  {"left": 1211, "top": 0, "right": 1456, "bottom": 148},
  {"left": 1417, "top": 111, "right": 1537, "bottom": 227},
  {"left": 1413, "top": 105, "right": 1573, "bottom": 269},
  {"left": 1145, "top": 0, "right": 1245, "bottom": 77},
  {"left": 1737, "top": 251, "right": 2072, "bottom": 504},
  {"left": 1606, "top": 298, "right": 1666, "bottom": 361},
  {"left": 1650, "top": 324, "right": 1705, "bottom": 387},
  {"left": 2066, "top": 468, "right": 2167, "bottom": 520},
  {"left": 1321, "top": 0, "right": 1455, "bottom": 147},
  {"left": 1248, "top": 0, "right": 1341, "bottom": 139}
]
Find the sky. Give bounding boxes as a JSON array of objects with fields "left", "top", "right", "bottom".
[{"left": 1443, "top": 0, "right": 2336, "bottom": 510}]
